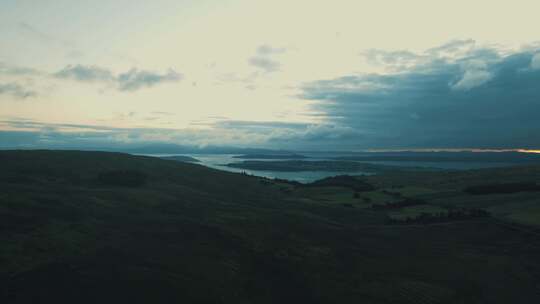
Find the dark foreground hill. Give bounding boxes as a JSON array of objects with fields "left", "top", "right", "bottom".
[{"left": 1, "top": 150, "right": 540, "bottom": 303}]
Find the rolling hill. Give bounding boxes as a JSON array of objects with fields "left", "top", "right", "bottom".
[{"left": 1, "top": 150, "right": 540, "bottom": 303}]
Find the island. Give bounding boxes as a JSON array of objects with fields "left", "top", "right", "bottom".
[
  {"left": 232, "top": 153, "right": 309, "bottom": 159},
  {"left": 225, "top": 160, "right": 437, "bottom": 172}
]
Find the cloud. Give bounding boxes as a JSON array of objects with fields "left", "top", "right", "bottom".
[
  {"left": 249, "top": 57, "right": 280, "bottom": 73},
  {"left": 270, "top": 124, "right": 363, "bottom": 142},
  {"left": 213, "top": 120, "right": 364, "bottom": 149},
  {"left": 0, "top": 62, "right": 41, "bottom": 76},
  {"left": 53, "top": 65, "right": 182, "bottom": 91},
  {"left": 451, "top": 69, "right": 492, "bottom": 90},
  {"left": 363, "top": 49, "right": 421, "bottom": 70},
  {"left": 3, "top": 40, "right": 540, "bottom": 150},
  {"left": 451, "top": 60, "right": 493, "bottom": 90},
  {"left": 0, "top": 119, "right": 276, "bottom": 149},
  {"left": 256, "top": 45, "right": 286, "bottom": 55},
  {"left": 117, "top": 68, "right": 182, "bottom": 91},
  {"left": 0, "top": 63, "right": 42, "bottom": 99},
  {"left": 54, "top": 65, "right": 114, "bottom": 82},
  {"left": 301, "top": 44, "right": 540, "bottom": 149},
  {"left": 426, "top": 39, "right": 476, "bottom": 57},
  {"left": 532, "top": 53, "right": 540, "bottom": 69},
  {"left": 0, "top": 117, "right": 368, "bottom": 151},
  {"left": 248, "top": 44, "right": 285, "bottom": 73},
  {"left": 0, "top": 83, "right": 36, "bottom": 99},
  {"left": 363, "top": 40, "right": 502, "bottom": 75}
]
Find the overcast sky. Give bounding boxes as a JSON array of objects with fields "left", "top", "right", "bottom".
[{"left": 1, "top": 0, "right": 539, "bottom": 150}]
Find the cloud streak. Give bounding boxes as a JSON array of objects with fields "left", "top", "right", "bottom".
[
  {"left": 54, "top": 65, "right": 183, "bottom": 91},
  {"left": 54, "top": 65, "right": 114, "bottom": 82},
  {"left": 0, "top": 83, "right": 36, "bottom": 99},
  {"left": 451, "top": 60, "right": 493, "bottom": 90},
  {"left": 117, "top": 68, "right": 182, "bottom": 91},
  {"left": 0, "top": 117, "right": 367, "bottom": 151},
  {"left": 248, "top": 44, "right": 285, "bottom": 73},
  {"left": 0, "top": 62, "right": 41, "bottom": 76}
]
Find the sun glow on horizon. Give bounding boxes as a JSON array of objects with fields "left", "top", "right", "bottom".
[
  {"left": 365, "top": 148, "right": 540, "bottom": 153},
  {"left": 517, "top": 149, "right": 540, "bottom": 154}
]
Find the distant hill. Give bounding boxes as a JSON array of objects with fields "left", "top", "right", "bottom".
[
  {"left": 233, "top": 153, "right": 308, "bottom": 159},
  {"left": 226, "top": 160, "right": 437, "bottom": 172},
  {"left": 305, "top": 175, "right": 375, "bottom": 192},
  {"left": 119, "top": 143, "right": 296, "bottom": 155},
  {"left": 160, "top": 155, "right": 201, "bottom": 162},
  {"left": 333, "top": 151, "right": 540, "bottom": 163}
]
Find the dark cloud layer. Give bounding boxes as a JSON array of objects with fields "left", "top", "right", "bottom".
[{"left": 302, "top": 46, "right": 540, "bottom": 149}]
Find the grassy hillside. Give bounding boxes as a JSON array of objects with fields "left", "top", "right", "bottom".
[
  {"left": 160, "top": 155, "right": 201, "bottom": 162},
  {"left": 1, "top": 150, "right": 540, "bottom": 303}
]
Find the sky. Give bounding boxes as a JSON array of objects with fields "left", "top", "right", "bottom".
[{"left": 1, "top": 0, "right": 540, "bottom": 151}]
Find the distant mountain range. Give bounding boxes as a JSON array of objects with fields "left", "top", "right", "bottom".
[
  {"left": 3, "top": 143, "right": 540, "bottom": 164},
  {"left": 331, "top": 151, "right": 540, "bottom": 163}
]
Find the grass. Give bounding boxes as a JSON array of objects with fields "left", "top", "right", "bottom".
[
  {"left": 389, "top": 186, "right": 439, "bottom": 197},
  {"left": 1, "top": 150, "right": 540, "bottom": 303},
  {"left": 388, "top": 205, "right": 448, "bottom": 220},
  {"left": 485, "top": 198, "right": 540, "bottom": 226}
]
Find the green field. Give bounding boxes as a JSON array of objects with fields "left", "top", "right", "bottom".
[
  {"left": 388, "top": 205, "right": 448, "bottom": 220},
  {"left": 1, "top": 150, "right": 540, "bottom": 303}
]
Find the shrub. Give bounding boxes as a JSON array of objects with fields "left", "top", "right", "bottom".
[
  {"left": 306, "top": 175, "right": 375, "bottom": 192},
  {"left": 371, "top": 198, "right": 427, "bottom": 210},
  {"left": 97, "top": 170, "right": 148, "bottom": 187},
  {"left": 464, "top": 182, "right": 540, "bottom": 195}
]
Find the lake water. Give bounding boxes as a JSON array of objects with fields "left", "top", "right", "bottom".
[{"left": 141, "top": 153, "right": 516, "bottom": 183}]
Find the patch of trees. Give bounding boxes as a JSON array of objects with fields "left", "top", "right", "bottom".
[
  {"left": 233, "top": 154, "right": 308, "bottom": 159},
  {"left": 381, "top": 189, "right": 403, "bottom": 197},
  {"left": 271, "top": 178, "right": 303, "bottom": 187},
  {"left": 97, "top": 170, "right": 148, "bottom": 187},
  {"left": 464, "top": 182, "right": 540, "bottom": 195},
  {"left": 386, "top": 208, "right": 491, "bottom": 225},
  {"left": 305, "top": 175, "right": 375, "bottom": 192},
  {"left": 371, "top": 198, "right": 427, "bottom": 210},
  {"left": 161, "top": 155, "right": 200, "bottom": 163}
]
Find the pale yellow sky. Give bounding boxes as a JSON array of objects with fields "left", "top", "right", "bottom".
[{"left": 1, "top": 0, "right": 539, "bottom": 149}]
